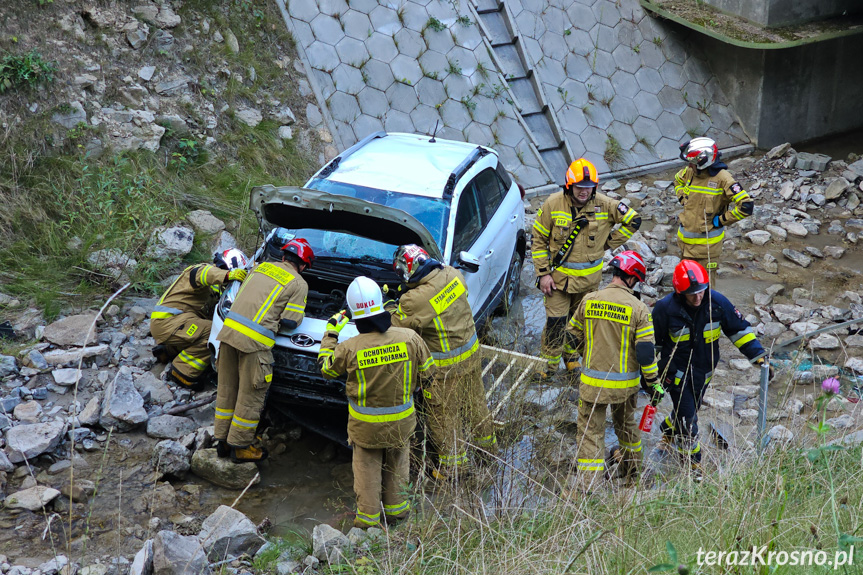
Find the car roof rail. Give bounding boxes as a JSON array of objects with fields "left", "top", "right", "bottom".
[
  {"left": 443, "top": 146, "right": 489, "bottom": 197},
  {"left": 317, "top": 131, "right": 388, "bottom": 179}
]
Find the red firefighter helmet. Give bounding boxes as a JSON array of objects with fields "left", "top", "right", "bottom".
[
  {"left": 672, "top": 259, "right": 709, "bottom": 294},
  {"left": 283, "top": 238, "right": 315, "bottom": 268},
  {"left": 393, "top": 244, "right": 430, "bottom": 283},
  {"left": 609, "top": 250, "right": 646, "bottom": 282}
]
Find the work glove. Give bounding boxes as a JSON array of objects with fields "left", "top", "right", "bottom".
[
  {"left": 383, "top": 283, "right": 406, "bottom": 297},
  {"left": 227, "top": 269, "right": 248, "bottom": 282},
  {"left": 326, "top": 310, "right": 349, "bottom": 335},
  {"left": 712, "top": 215, "right": 724, "bottom": 229},
  {"left": 642, "top": 376, "right": 665, "bottom": 406},
  {"left": 755, "top": 356, "right": 774, "bottom": 381},
  {"left": 279, "top": 319, "right": 298, "bottom": 331}
]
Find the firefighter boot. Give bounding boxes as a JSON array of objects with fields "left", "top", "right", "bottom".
[
  {"left": 690, "top": 462, "right": 703, "bottom": 482},
  {"left": 231, "top": 444, "right": 269, "bottom": 463},
  {"left": 167, "top": 365, "right": 206, "bottom": 391},
  {"left": 215, "top": 440, "right": 231, "bottom": 458}
]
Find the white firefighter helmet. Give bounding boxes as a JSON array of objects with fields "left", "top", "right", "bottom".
[
  {"left": 214, "top": 248, "right": 249, "bottom": 270},
  {"left": 681, "top": 137, "right": 718, "bottom": 170},
  {"left": 346, "top": 276, "right": 386, "bottom": 319}
]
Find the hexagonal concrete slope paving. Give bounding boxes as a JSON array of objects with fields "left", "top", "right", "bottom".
[
  {"left": 284, "top": 0, "right": 549, "bottom": 188},
  {"left": 500, "top": 0, "right": 747, "bottom": 169}
]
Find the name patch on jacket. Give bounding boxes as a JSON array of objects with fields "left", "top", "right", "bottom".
[
  {"left": 357, "top": 342, "right": 408, "bottom": 368},
  {"left": 585, "top": 301, "right": 632, "bottom": 324},
  {"left": 429, "top": 277, "right": 465, "bottom": 314},
  {"left": 255, "top": 262, "right": 294, "bottom": 285}
]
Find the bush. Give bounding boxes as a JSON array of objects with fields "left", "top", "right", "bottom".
[{"left": 0, "top": 50, "right": 56, "bottom": 93}]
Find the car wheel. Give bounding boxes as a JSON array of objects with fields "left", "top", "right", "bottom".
[{"left": 498, "top": 248, "right": 524, "bottom": 316}]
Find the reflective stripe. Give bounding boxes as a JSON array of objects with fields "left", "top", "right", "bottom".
[
  {"left": 734, "top": 332, "right": 756, "bottom": 348},
  {"left": 533, "top": 220, "right": 550, "bottom": 236},
  {"left": 642, "top": 362, "right": 658, "bottom": 376},
  {"left": 284, "top": 302, "right": 305, "bottom": 313},
  {"left": 569, "top": 317, "right": 583, "bottom": 330},
  {"left": 563, "top": 342, "right": 578, "bottom": 355},
  {"left": 677, "top": 225, "right": 725, "bottom": 245},
  {"left": 687, "top": 185, "right": 722, "bottom": 196},
  {"left": 419, "top": 357, "right": 433, "bottom": 372},
  {"left": 557, "top": 258, "right": 602, "bottom": 277},
  {"left": 595, "top": 212, "right": 609, "bottom": 220},
  {"left": 322, "top": 365, "right": 340, "bottom": 378},
  {"left": 151, "top": 305, "right": 183, "bottom": 319},
  {"left": 619, "top": 325, "right": 630, "bottom": 373},
  {"left": 200, "top": 265, "right": 211, "bottom": 287},
  {"left": 664, "top": 416, "right": 675, "bottom": 430},
  {"left": 622, "top": 208, "right": 636, "bottom": 224},
  {"left": 635, "top": 325, "right": 654, "bottom": 338},
  {"left": 732, "top": 191, "right": 749, "bottom": 202},
  {"left": 231, "top": 415, "right": 258, "bottom": 429},
  {"left": 581, "top": 368, "right": 640, "bottom": 388},
  {"left": 348, "top": 398, "right": 415, "bottom": 423},
  {"left": 402, "top": 360, "right": 411, "bottom": 405},
  {"left": 356, "top": 511, "right": 380, "bottom": 525},
  {"left": 619, "top": 226, "right": 634, "bottom": 239},
  {"left": 439, "top": 452, "right": 468, "bottom": 466},
  {"left": 475, "top": 434, "right": 497, "bottom": 446},
  {"left": 676, "top": 442, "right": 701, "bottom": 455},
  {"left": 559, "top": 258, "right": 602, "bottom": 270},
  {"left": 730, "top": 327, "right": 754, "bottom": 344},
  {"left": 431, "top": 333, "right": 479, "bottom": 366},
  {"left": 619, "top": 439, "right": 642, "bottom": 452},
  {"left": 703, "top": 321, "right": 720, "bottom": 343},
  {"left": 215, "top": 407, "right": 234, "bottom": 420},
  {"left": 224, "top": 312, "right": 276, "bottom": 347},
  {"left": 384, "top": 501, "right": 410, "bottom": 515},
  {"left": 532, "top": 250, "right": 550, "bottom": 259},
  {"left": 673, "top": 369, "right": 684, "bottom": 386},
  {"left": 178, "top": 351, "right": 207, "bottom": 371},
  {"left": 670, "top": 327, "right": 690, "bottom": 343},
  {"left": 318, "top": 348, "right": 334, "bottom": 357},
  {"left": 253, "top": 285, "right": 284, "bottom": 323},
  {"left": 433, "top": 316, "right": 450, "bottom": 353},
  {"left": 577, "top": 458, "right": 604, "bottom": 471},
  {"left": 357, "top": 369, "right": 367, "bottom": 407}
]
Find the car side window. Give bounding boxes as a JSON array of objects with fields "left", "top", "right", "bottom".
[
  {"left": 452, "top": 184, "right": 483, "bottom": 259},
  {"left": 473, "top": 168, "right": 505, "bottom": 222}
]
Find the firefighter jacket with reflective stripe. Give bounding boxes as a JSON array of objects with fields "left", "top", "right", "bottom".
[
  {"left": 652, "top": 290, "right": 766, "bottom": 391},
  {"left": 151, "top": 264, "right": 230, "bottom": 321},
  {"left": 675, "top": 165, "right": 751, "bottom": 249},
  {"left": 567, "top": 283, "right": 657, "bottom": 404},
  {"left": 319, "top": 326, "right": 434, "bottom": 449},
  {"left": 532, "top": 191, "right": 640, "bottom": 293},
  {"left": 389, "top": 266, "right": 479, "bottom": 367},
  {"left": 217, "top": 261, "right": 307, "bottom": 353}
]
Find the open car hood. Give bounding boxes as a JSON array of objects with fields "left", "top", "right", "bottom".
[{"left": 249, "top": 185, "right": 443, "bottom": 260}]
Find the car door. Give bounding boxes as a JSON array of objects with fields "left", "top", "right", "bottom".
[
  {"left": 472, "top": 167, "right": 517, "bottom": 301},
  {"left": 450, "top": 182, "right": 492, "bottom": 314}
]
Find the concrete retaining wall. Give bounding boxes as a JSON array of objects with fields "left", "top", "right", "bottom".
[{"left": 704, "top": 0, "right": 861, "bottom": 28}]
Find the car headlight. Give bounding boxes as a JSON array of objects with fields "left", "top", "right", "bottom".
[{"left": 217, "top": 281, "right": 241, "bottom": 319}]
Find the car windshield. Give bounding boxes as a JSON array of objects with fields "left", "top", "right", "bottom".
[{"left": 305, "top": 178, "right": 450, "bottom": 258}]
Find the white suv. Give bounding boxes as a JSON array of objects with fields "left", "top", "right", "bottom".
[{"left": 209, "top": 132, "right": 526, "bottom": 442}]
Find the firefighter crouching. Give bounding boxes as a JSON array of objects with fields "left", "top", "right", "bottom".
[
  {"left": 567, "top": 251, "right": 663, "bottom": 491},
  {"left": 319, "top": 277, "right": 434, "bottom": 528},
  {"left": 652, "top": 260, "right": 767, "bottom": 479},
  {"left": 214, "top": 230, "right": 313, "bottom": 463},
  {"left": 675, "top": 137, "right": 754, "bottom": 285},
  {"left": 532, "top": 158, "right": 642, "bottom": 380},
  {"left": 150, "top": 249, "right": 249, "bottom": 389},
  {"left": 387, "top": 244, "right": 496, "bottom": 480}
]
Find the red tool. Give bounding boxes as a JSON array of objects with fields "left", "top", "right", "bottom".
[{"left": 639, "top": 404, "right": 657, "bottom": 432}]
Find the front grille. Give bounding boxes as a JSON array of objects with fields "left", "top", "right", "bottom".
[{"left": 270, "top": 347, "right": 348, "bottom": 408}]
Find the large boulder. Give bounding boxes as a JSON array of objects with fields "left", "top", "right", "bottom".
[
  {"left": 5, "top": 420, "right": 66, "bottom": 463},
  {"left": 5, "top": 486, "right": 61, "bottom": 510},
  {"left": 131, "top": 540, "right": 154, "bottom": 575},
  {"left": 146, "top": 226, "right": 194, "bottom": 261},
  {"left": 100, "top": 366, "right": 149, "bottom": 432},
  {"left": 43, "top": 344, "right": 111, "bottom": 366},
  {"left": 199, "top": 505, "right": 264, "bottom": 561},
  {"left": 87, "top": 248, "right": 138, "bottom": 282},
  {"left": 312, "top": 524, "right": 350, "bottom": 564},
  {"left": 186, "top": 210, "right": 225, "bottom": 235},
  {"left": 147, "top": 415, "right": 198, "bottom": 440},
  {"left": 78, "top": 393, "right": 102, "bottom": 426},
  {"left": 152, "top": 440, "right": 191, "bottom": 478},
  {"left": 0, "top": 355, "right": 18, "bottom": 377},
  {"left": 134, "top": 372, "right": 173, "bottom": 404},
  {"left": 152, "top": 530, "right": 211, "bottom": 575},
  {"left": 191, "top": 448, "right": 260, "bottom": 489},
  {"left": 43, "top": 312, "right": 99, "bottom": 346}
]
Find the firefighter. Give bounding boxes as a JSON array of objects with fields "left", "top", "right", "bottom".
[
  {"left": 318, "top": 276, "right": 434, "bottom": 528},
  {"left": 150, "top": 249, "right": 249, "bottom": 389},
  {"left": 675, "top": 137, "right": 754, "bottom": 285},
  {"left": 213, "top": 229, "right": 313, "bottom": 463},
  {"left": 387, "top": 244, "right": 495, "bottom": 480},
  {"left": 532, "top": 158, "right": 642, "bottom": 380},
  {"left": 566, "top": 250, "right": 662, "bottom": 491},
  {"left": 652, "top": 260, "right": 767, "bottom": 479}
]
